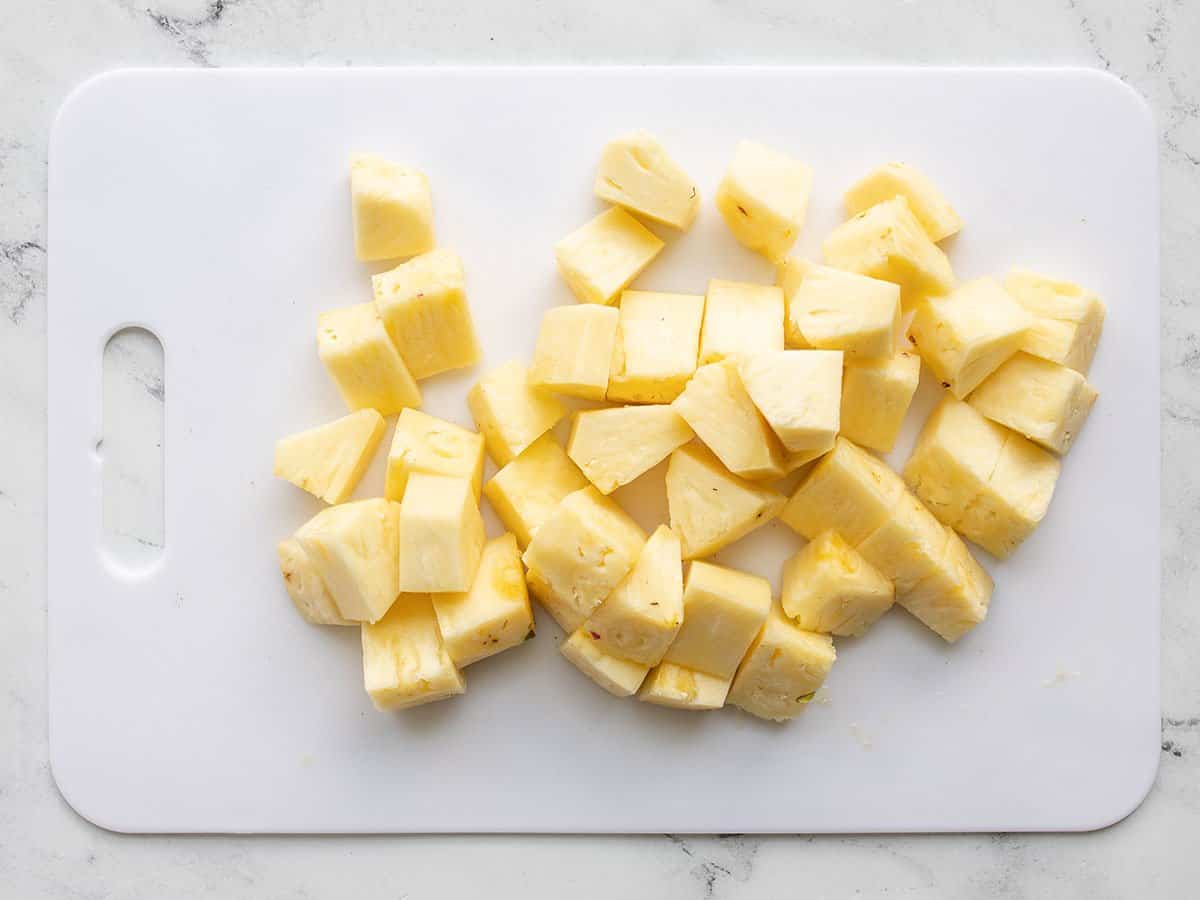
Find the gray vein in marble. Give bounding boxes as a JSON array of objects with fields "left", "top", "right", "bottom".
[
  {"left": 1065, "top": 0, "right": 1114, "bottom": 72},
  {"left": 141, "top": 0, "right": 243, "bottom": 66},
  {"left": 665, "top": 834, "right": 761, "bottom": 899},
  {"left": 0, "top": 239, "right": 45, "bottom": 325}
]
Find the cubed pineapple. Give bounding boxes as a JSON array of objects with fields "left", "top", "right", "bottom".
[
  {"left": 671, "top": 359, "right": 786, "bottom": 480},
  {"left": 776, "top": 256, "right": 815, "bottom": 320},
  {"left": 638, "top": 662, "right": 731, "bottom": 710},
  {"left": 583, "top": 525, "right": 684, "bottom": 665},
  {"left": 786, "top": 265, "right": 902, "bottom": 359},
  {"left": 317, "top": 303, "right": 421, "bottom": 415},
  {"left": 606, "top": 290, "right": 704, "bottom": 403},
  {"left": 398, "top": 474, "right": 485, "bottom": 593},
  {"left": 349, "top": 153, "right": 434, "bottom": 262},
  {"left": 856, "top": 489, "right": 949, "bottom": 595},
  {"left": 560, "top": 628, "right": 650, "bottom": 697},
  {"left": 844, "top": 162, "right": 961, "bottom": 242},
  {"left": 594, "top": 131, "right": 699, "bottom": 230},
  {"left": 663, "top": 561, "right": 771, "bottom": 679},
  {"left": 908, "top": 277, "right": 1034, "bottom": 398},
  {"left": 737, "top": 350, "right": 843, "bottom": 453},
  {"left": 276, "top": 537, "right": 353, "bottom": 626},
  {"left": 371, "top": 248, "right": 482, "bottom": 379},
  {"left": 529, "top": 304, "right": 619, "bottom": 400},
  {"left": 554, "top": 207, "right": 664, "bottom": 305},
  {"left": 728, "top": 604, "right": 836, "bottom": 723},
  {"left": 274, "top": 409, "right": 386, "bottom": 504},
  {"left": 483, "top": 434, "right": 588, "bottom": 548},
  {"left": 781, "top": 530, "right": 894, "bottom": 636},
  {"left": 295, "top": 498, "right": 400, "bottom": 623},
  {"left": 567, "top": 405, "right": 693, "bottom": 494},
  {"left": 698, "top": 279, "right": 785, "bottom": 364},
  {"left": 522, "top": 486, "right": 647, "bottom": 631},
  {"left": 385, "top": 408, "right": 485, "bottom": 502},
  {"left": 1005, "top": 270, "right": 1106, "bottom": 374},
  {"left": 467, "top": 360, "right": 567, "bottom": 466},
  {"left": 781, "top": 437, "right": 905, "bottom": 544},
  {"left": 715, "top": 140, "right": 813, "bottom": 261},
  {"left": 901, "top": 531, "right": 993, "bottom": 642},
  {"left": 665, "top": 443, "right": 786, "bottom": 559},
  {"left": 968, "top": 352, "right": 1097, "bottom": 455},
  {"left": 839, "top": 351, "right": 922, "bottom": 453},
  {"left": 431, "top": 533, "right": 534, "bottom": 667},
  {"left": 361, "top": 592, "right": 464, "bottom": 710}
]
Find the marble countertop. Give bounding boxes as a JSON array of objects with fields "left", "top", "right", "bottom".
[{"left": 2, "top": 0, "right": 1197, "bottom": 896}]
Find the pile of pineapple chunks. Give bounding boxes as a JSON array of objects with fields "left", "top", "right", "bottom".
[{"left": 274, "top": 136, "right": 1103, "bottom": 724}]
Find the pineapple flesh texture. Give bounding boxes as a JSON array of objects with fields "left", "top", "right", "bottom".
[
  {"left": 901, "top": 531, "right": 993, "bottom": 642},
  {"left": 639, "top": 662, "right": 731, "bottom": 710},
  {"left": 839, "top": 351, "right": 921, "bottom": 453},
  {"left": 567, "top": 404, "right": 694, "bottom": 494},
  {"left": 594, "top": 131, "right": 700, "bottom": 230},
  {"left": 729, "top": 604, "right": 836, "bottom": 722},
  {"left": 855, "top": 488, "right": 950, "bottom": 595},
  {"left": 699, "top": 279, "right": 786, "bottom": 365},
  {"left": 529, "top": 304, "right": 619, "bottom": 400},
  {"left": 715, "top": 140, "right": 813, "bottom": 261},
  {"left": 1004, "top": 270, "right": 1106, "bottom": 374},
  {"left": 361, "top": 592, "right": 464, "bottom": 711},
  {"left": 385, "top": 407, "right": 485, "bottom": 502},
  {"left": 349, "top": 153, "right": 434, "bottom": 262},
  {"left": 276, "top": 537, "right": 353, "bottom": 626},
  {"left": 274, "top": 409, "right": 386, "bottom": 504},
  {"left": 781, "top": 437, "right": 905, "bottom": 544},
  {"left": 483, "top": 433, "right": 588, "bottom": 548},
  {"left": 554, "top": 206, "right": 664, "bottom": 305},
  {"left": 398, "top": 474, "right": 486, "bottom": 593},
  {"left": 843, "top": 162, "right": 962, "bottom": 242},
  {"left": 786, "top": 264, "right": 902, "bottom": 360},
  {"left": 317, "top": 303, "right": 421, "bottom": 415},
  {"left": 560, "top": 628, "right": 650, "bottom": 697},
  {"left": 663, "top": 560, "right": 771, "bottom": 680},
  {"left": 737, "top": 350, "right": 843, "bottom": 453},
  {"left": 467, "top": 360, "right": 567, "bottom": 466},
  {"left": 606, "top": 290, "right": 704, "bottom": 403},
  {"left": 777, "top": 255, "right": 815, "bottom": 322},
  {"left": 781, "top": 530, "right": 895, "bottom": 636}
]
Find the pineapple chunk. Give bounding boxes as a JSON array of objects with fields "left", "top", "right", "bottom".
[
  {"left": 467, "top": 360, "right": 567, "bottom": 466},
  {"left": 594, "top": 131, "right": 699, "bottom": 230},
  {"left": 385, "top": 408, "right": 485, "bottom": 502},
  {"left": 567, "top": 405, "right": 693, "bottom": 494},
  {"left": 844, "top": 162, "right": 961, "bottom": 242},
  {"left": 371, "top": 248, "right": 481, "bottom": 379},
  {"left": 839, "top": 351, "right": 922, "bottom": 453},
  {"left": 638, "top": 662, "right": 731, "bottom": 710},
  {"left": 361, "top": 592, "right": 464, "bottom": 710},
  {"left": 483, "top": 433, "right": 588, "bottom": 548},
  {"left": 715, "top": 140, "right": 813, "bottom": 261},
  {"left": 786, "top": 265, "right": 902, "bottom": 359},
  {"left": 522, "top": 486, "right": 647, "bottom": 631},
  {"left": 900, "top": 531, "right": 992, "bottom": 642},
  {"left": 665, "top": 443, "right": 786, "bottom": 559},
  {"left": 583, "top": 525, "right": 684, "bottom": 665},
  {"left": 822, "top": 197, "right": 955, "bottom": 304},
  {"left": 699, "top": 279, "right": 785, "bottom": 365},
  {"left": 671, "top": 359, "right": 786, "bottom": 480},
  {"left": 554, "top": 207, "right": 664, "bottom": 305},
  {"left": 317, "top": 303, "right": 420, "bottom": 415},
  {"left": 776, "top": 255, "right": 815, "bottom": 318},
  {"left": 606, "top": 290, "right": 704, "bottom": 403},
  {"left": 349, "top": 153, "right": 434, "bottom": 262},
  {"left": 431, "top": 533, "right": 534, "bottom": 667},
  {"left": 968, "top": 352, "right": 1097, "bottom": 455},
  {"left": 295, "top": 498, "right": 400, "bottom": 623},
  {"left": 1005, "top": 270, "right": 1106, "bottom": 373},
  {"left": 781, "top": 530, "right": 894, "bottom": 636},
  {"left": 737, "top": 350, "right": 843, "bottom": 453},
  {"left": 529, "top": 304, "right": 619, "bottom": 400},
  {"left": 908, "top": 278, "right": 1034, "bottom": 398},
  {"left": 560, "top": 628, "right": 649, "bottom": 697},
  {"left": 856, "top": 489, "right": 949, "bottom": 595},
  {"left": 729, "top": 604, "right": 836, "bottom": 722},
  {"left": 398, "top": 474, "right": 485, "bottom": 593},
  {"left": 274, "top": 409, "right": 386, "bottom": 504},
  {"left": 781, "top": 437, "right": 905, "bottom": 544},
  {"left": 276, "top": 537, "right": 353, "bottom": 626},
  {"left": 663, "top": 561, "right": 771, "bottom": 679}
]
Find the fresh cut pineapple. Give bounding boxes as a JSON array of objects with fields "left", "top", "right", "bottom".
[
  {"left": 781, "top": 530, "right": 894, "bottom": 636},
  {"left": 467, "top": 360, "right": 566, "bottom": 466},
  {"left": 398, "top": 474, "right": 485, "bottom": 593},
  {"left": 361, "top": 592, "right": 464, "bottom": 711},
  {"left": 839, "top": 351, "right": 922, "bottom": 453},
  {"left": 699, "top": 279, "right": 785, "bottom": 364},
  {"left": 1004, "top": 270, "right": 1106, "bottom": 373},
  {"left": 295, "top": 498, "right": 401, "bottom": 623},
  {"left": 855, "top": 489, "right": 950, "bottom": 595},
  {"left": 638, "top": 662, "right": 731, "bottom": 710},
  {"left": 958, "top": 432, "right": 1061, "bottom": 559},
  {"left": 737, "top": 350, "right": 843, "bottom": 453},
  {"left": 483, "top": 434, "right": 588, "bottom": 548},
  {"left": 560, "top": 628, "right": 650, "bottom": 697},
  {"left": 900, "top": 531, "right": 993, "bottom": 642},
  {"left": 729, "top": 604, "right": 836, "bottom": 722},
  {"left": 385, "top": 408, "right": 485, "bottom": 502},
  {"left": 567, "top": 404, "right": 693, "bottom": 494},
  {"left": 781, "top": 437, "right": 905, "bottom": 544},
  {"left": 529, "top": 304, "right": 620, "bottom": 400},
  {"left": 843, "top": 162, "right": 961, "bottom": 242},
  {"left": 594, "top": 131, "right": 699, "bottom": 230},
  {"left": 715, "top": 140, "right": 813, "bottom": 261},
  {"left": 349, "top": 153, "right": 434, "bottom": 262},
  {"left": 276, "top": 537, "right": 353, "bottom": 626},
  {"left": 274, "top": 409, "right": 386, "bottom": 504},
  {"left": 663, "top": 561, "right": 771, "bottom": 680},
  {"left": 317, "top": 303, "right": 420, "bottom": 415},
  {"left": 785, "top": 264, "right": 902, "bottom": 359},
  {"left": 606, "top": 290, "right": 705, "bottom": 403},
  {"left": 555, "top": 206, "right": 664, "bottom": 305}
]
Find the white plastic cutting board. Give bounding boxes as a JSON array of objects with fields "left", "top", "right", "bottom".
[{"left": 48, "top": 67, "right": 1160, "bottom": 834}]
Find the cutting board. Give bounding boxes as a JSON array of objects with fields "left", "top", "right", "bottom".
[{"left": 48, "top": 67, "right": 1160, "bottom": 833}]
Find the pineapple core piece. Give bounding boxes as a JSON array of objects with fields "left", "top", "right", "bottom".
[
  {"left": 663, "top": 560, "right": 771, "bottom": 680},
  {"left": 737, "top": 350, "right": 843, "bottom": 453},
  {"left": 560, "top": 628, "right": 650, "bottom": 697},
  {"left": 594, "top": 131, "right": 699, "bottom": 230},
  {"left": 349, "top": 153, "right": 434, "bottom": 262},
  {"left": 483, "top": 434, "right": 588, "bottom": 548},
  {"left": 467, "top": 360, "right": 566, "bottom": 466},
  {"left": 639, "top": 662, "right": 732, "bottom": 711},
  {"left": 295, "top": 498, "right": 401, "bottom": 623},
  {"left": 782, "top": 437, "right": 905, "bottom": 544},
  {"left": 839, "top": 351, "right": 922, "bottom": 453},
  {"left": 398, "top": 474, "right": 486, "bottom": 593},
  {"left": 781, "top": 530, "right": 895, "bottom": 636},
  {"left": 606, "top": 290, "right": 704, "bottom": 403},
  {"left": 1004, "top": 270, "right": 1106, "bottom": 374},
  {"left": 529, "top": 304, "right": 619, "bottom": 400},
  {"left": 274, "top": 409, "right": 386, "bottom": 504},
  {"left": 715, "top": 140, "right": 813, "bottom": 261},
  {"left": 554, "top": 206, "right": 664, "bottom": 305},
  {"left": 786, "top": 264, "right": 902, "bottom": 360},
  {"left": 317, "top": 303, "right": 420, "bottom": 415},
  {"left": 276, "top": 537, "right": 353, "bottom": 626},
  {"left": 699, "top": 279, "right": 785, "bottom": 365},
  {"left": 567, "top": 404, "right": 694, "bottom": 494},
  {"left": 361, "top": 592, "right": 464, "bottom": 711},
  {"left": 385, "top": 408, "right": 485, "bottom": 502},
  {"left": 844, "top": 161, "right": 962, "bottom": 242},
  {"left": 729, "top": 604, "right": 836, "bottom": 723}
]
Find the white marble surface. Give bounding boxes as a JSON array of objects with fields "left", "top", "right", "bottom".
[{"left": 1, "top": 0, "right": 1197, "bottom": 896}]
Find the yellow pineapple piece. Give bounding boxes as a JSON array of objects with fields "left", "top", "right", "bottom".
[
  {"left": 698, "top": 279, "right": 785, "bottom": 364},
  {"left": 276, "top": 537, "right": 353, "bottom": 626},
  {"left": 786, "top": 264, "right": 902, "bottom": 359},
  {"left": 737, "top": 350, "right": 843, "bottom": 453},
  {"left": 482, "top": 434, "right": 588, "bottom": 548},
  {"left": 715, "top": 140, "right": 813, "bottom": 261},
  {"left": 901, "top": 532, "right": 993, "bottom": 642},
  {"left": 274, "top": 409, "right": 386, "bottom": 504},
  {"left": 385, "top": 408, "right": 485, "bottom": 502},
  {"left": 663, "top": 561, "right": 771, "bottom": 679},
  {"left": 317, "top": 303, "right": 420, "bottom": 415},
  {"left": 361, "top": 592, "right": 464, "bottom": 710},
  {"left": 349, "top": 153, "right": 434, "bottom": 262},
  {"left": 776, "top": 255, "right": 815, "bottom": 321},
  {"left": 554, "top": 206, "right": 664, "bottom": 305},
  {"left": 398, "top": 474, "right": 485, "bottom": 593},
  {"left": 839, "top": 351, "right": 922, "bottom": 453},
  {"left": 781, "top": 530, "right": 894, "bottom": 636},
  {"left": 781, "top": 437, "right": 905, "bottom": 544},
  {"left": 529, "top": 304, "right": 619, "bottom": 400},
  {"left": 295, "top": 498, "right": 400, "bottom": 623},
  {"left": 467, "top": 360, "right": 567, "bottom": 466},
  {"left": 855, "top": 489, "right": 949, "bottom": 595},
  {"left": 844, "top": 162, "right": 961, "bottom": 242},
  {"left": 567, "top": 404, "right": 693, "bottom": 494},
  {"left": 594, "top": 131, "right": 699, "bottom": 230},
  {"left": 606, "top": 290, "right": 704, "bottom": 403},
  {"left": 728, "top": 604, "right": 836, "bottom": 722},
  {"left": 1004, "top": 270, "right": 1106, "bottom": 373},
  {"left": 638, "top": 662, "right": 731, "bottom": 711},
  {"left": 560, "top": 628, "right": 650, "bottom": 697}
]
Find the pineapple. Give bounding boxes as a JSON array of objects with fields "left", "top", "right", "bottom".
[
  {"left": 737, "top": 350, "right": 843, "bottom": 453},
  {"left": 781, "top": 530, "right": 894, "bottom": 636},
  {"left": 843, "top": 162, "right": 961, "bottom": 242},
  {"left": 698, "top": 279, "right": 785, "bottom": 365},
  {"left": 1004, "top": 270, "right": 1106, "bottom": 373},
  {"left": 958, "top": 432, "right": 1061, "bottom": 559},
  {"left": 567, "top": 404, "right": 693, "bottom": 494},
  {"left": 786, "top": 264, "right": 902, "bottom": 359},
  {"left": 274, "top": 409, "right": 386, "bottom": 504},
  {"left": 594, "top": 131, "right": 699, "bottom": 230},
  {"left": 781, "top": 437, "right": 905, "bottom": 544},
  {"left": 398, "top": 474, "right": 485, "bottom": 593},
  {"left": 529, "top": 304, "right": 620, "bottom": 400},
  {"left": 839, "top": 351, "right": 921, "bottom": 453},
  {"left": 968, "top": 352, "right": 1097, "bottom": 454},
  {"left": 728, "top": 604, "right": 836, "bottom": 722},
  {"left": 554, "top": 207, "right": 664, "bottom": 305},
  {"left": 276, "top": 537, "right": 353, "bottom": 626},
  {"left": 560, "top": 628, "right": 650, "bottom": 697},
  {"left": 776, "top": 255, "right": 815, "bottom": 322},
  {"left": 317, "top": 303, "right": 420, "bottom": 415},
  {"left": 900, "top": 531, "right": 992, "bottom": 642},
  {"left": 349, "top": 153, "right": 434, "bottom": 262},
  {"left": 482, "top": 433, "right": 588, "bottom": 548},
  {"left": 294, "top": 498, "right": 400, "bottom": 623},
  {"left": 361, "top": 592, "right": 464, "bottom": 710},
  {"left": 638, "top": 662, "right": 731, "bottom": 710},
  {"left": 467, "top": 360, "right": 566, "bottom": 466},
  {"left": 715, "top": 140, "right": 813, "bottom": 261},
  {"left": 606, "top": 290, "right": 705, "bottom": 403},
  {"left": 856, "top": 489, "right": 949, "bottom": 595},
  {"left": 385, "top": 408, "right": 485, "bottom": 502},
  {"left": 663, "top": 561, "right": 771, "bottom": 679}
]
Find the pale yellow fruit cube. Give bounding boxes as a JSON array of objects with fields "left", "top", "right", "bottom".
[
  {"left": 560, "top": 628, "right": 649, "bottom": 697},
  {"left": 567, "top": 404, "right": 693, "bottom": 494},
  {"left": 398, "top": 474, "right": 485, "bottom": 593},
  {"left": 665, "top": 443, "right": 786, "bottom": 559},
  {"left": 361, "top": 592, "right": 464, "bottom": 711},
  {"left": 1004, "top": 270, "right": 1106, "bottom": 373},
  {"left": 776, "top": 256, "right": 815, "bottom": 320},
  {"left": 671, "top": 359, "right": 786, "bottom": 480},
  {"left": 317, "top": 303, "right": 421, "bottom": 415},
  {"left": 482, "top": 433, "right": 588, "bottom": 548},
  {"left": 372, "top": 248, "right": 482, "bottom": 379},
  {"left": 698, "top": 279, "right": 785, "bottom": 364},
  {"left": 276, "top": 538, "right": 353, "bottom": 626},
  {"left": 844, "top": 162, "right": 961, "bottom": 242},
  {"left": 594, "top": 131, "right": 699, "bottom": 230},
  {"left": 737, "top": 350, "right": 843, "bottom": 453},
  {"left": 901, "top": 531, "right": 992, "bottom": 642},
  {"left": 606, "top": 290, "right": 704, "bottom": 403},
  {"left": 968, "top": 352, "right": 1097, "bottom": 455},
  {"left": 554, "top": 206, "right": 664, "bottom": 305},
  {"left": 908, "top": 277, "right": 1034, "bottom": 398},
  {"left": 385, "top": 408, "right": 485, "bottom": 502},
  {"left": 431, "top": 533, "right": 534, "bottom": 667},
  {"left": 728, "top": 604, "right": 836, "bottom": 722},
  {"left": 839, "top": 351, "right": 922, "bottom": 453},
  {"left": 274, "top": 409, "right": 386, "bottom": 504},
  {"left": 467, "top": 360, "right": 567, "bottom": 466},
  {"left": 715, "top": 140, "right": 813, "bottom": 261},
  {"left": 638, "top": 662, "right": 731, "bottom": 711},
  {"left": 583, "top": 525, "right": 684, "bottom": 666},
  {"left": 781, "top": 437, "right": 905, "bottom": 544},
  {"left": 786, "top": 264, "right": 902, "bottom": 359},
  {"left": 529, "top": 304, "right": 619, "bottom": 400},
  {"left": 349, "top": 153, "right": 434, "bottom": 262},
  {"left": 781, "top": 530, "right": 894, "bottom": 636},
  {"left": 856, "top": 489, "right": 949, "bottom": 595},
  {"left": 663, "top": 561, "right": 771, "bottom": 679},
  {"left": 295, "top": 498, "right": 400, "bottom": 623}
]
